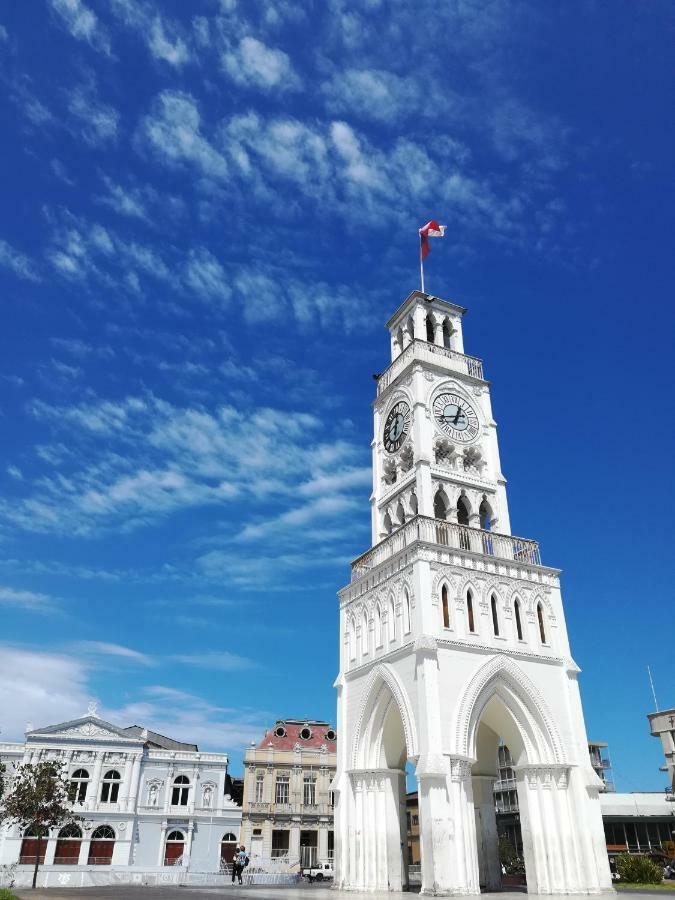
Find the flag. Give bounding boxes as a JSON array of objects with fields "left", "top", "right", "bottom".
[{"left": 419, "top": 220, "right": 446, "bottom": 259}]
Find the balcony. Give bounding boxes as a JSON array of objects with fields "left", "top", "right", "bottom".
[
  {"left": 351, "top": 515, "right": 541, "bottom": 581},
  {"left": 376, "top": 339, "right": 484, "bottom": 395}
]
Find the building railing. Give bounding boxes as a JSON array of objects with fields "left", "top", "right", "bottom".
[
  {"left": 493, "top": 777, "right": 517, "bottom": 791},
  {"left": 376, "top": 339, "right": 484, "bottom": 395},
  {"left": 351, "top": 515, "right": 541, "bottom": 581},
  {"left": 495, "top": 802, "right": 520, "bottom": 814}
]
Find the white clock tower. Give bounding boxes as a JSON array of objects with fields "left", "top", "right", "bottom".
[{"left": 333, "top": 290, "right": 612, "bottom": 895}]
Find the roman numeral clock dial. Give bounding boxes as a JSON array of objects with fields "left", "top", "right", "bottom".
[
  {"left": 383, "top": 401, "right": 411, "bottom": 453},
  {"left": 433, "top": 392, "right": 479, "bottom": 442}
]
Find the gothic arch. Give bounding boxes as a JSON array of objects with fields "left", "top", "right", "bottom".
[
  {"left": 431, "top": 569, "right": 457, "bottom": 603},
  {"left": 453, "top": 655, "right": 564, "bottom": 765},
  {"left": 352, "top": 663, "right": 419, "bottom": 768},
  {"left": 528, "top": 592, "right": 556, "bottom": 621}
]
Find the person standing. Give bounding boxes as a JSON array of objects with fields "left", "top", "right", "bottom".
[
  {"left": 231, "top": 846, "right": 242, "bottom": 885},
  {"left": 235, "top": 845, "right": 248, "bottom": 884}
]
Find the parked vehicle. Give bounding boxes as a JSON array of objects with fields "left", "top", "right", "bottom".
[{"left": 302, "top": 862, "right": 334, "bottom": 881}]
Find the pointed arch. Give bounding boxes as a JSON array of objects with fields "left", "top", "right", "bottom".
[
  {"left": 387, "top": 594, "right": 396, "bottom": 643},
  {"left": 433, "top": 486, "right": 449, "bottom": 520},
  {"left": 453, "top": 655, "right": 564, "bottom": 764},
  {"left": 441, "top": 582, "right": 451, "bottom": 629},
  {"left": 514, "top": 597, "right": 524, "bottom": 641},
  {"left": 348, "top": 615, "right": 357, "bottom": 660},
  {"left": 375, "top": 602, "right": 383, "bottom": 647},
  {"left": 351, "top": 663, "right": 419, "bottom": 768},
  {"left": 490, "top": 593, "right": 500, "bottom": 636},
  {"left": 361, "top": 610, "right": 369, "bottom": 656},
  {"left": 537, "top": 601, "right": 547, "bottom": 644},
  {"left": 402, "top": 586, "right": 411, "bottom": 634}
]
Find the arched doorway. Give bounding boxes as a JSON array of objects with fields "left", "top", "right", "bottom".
[
  {"left": 220, "top": 832, "right": 237, "bottom": 864},
  {"left": 54, "top": 824, "right": 82, "bottom": 865},
  {"left": 88, "top": 825, "right": 115, "bottom": 865},
  {"left": 164, "top": 830, "right": 185, "bottom": 866}
]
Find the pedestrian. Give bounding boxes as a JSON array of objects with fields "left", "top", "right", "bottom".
[
  {"left": 235, "top": 845, "right": 248, "bottom": 885},
  {"left": 231, "top": 846, "right": 242, "bottom": 885}
]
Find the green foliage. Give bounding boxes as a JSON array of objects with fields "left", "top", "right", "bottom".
[
  {"left": 498, "top": 835, "right": 524, "bottom": 874},
  {"left": 1, "top": 762, "right": 78, "bottom": 889},
  {"left": 615, "top": 853, "right": 663, "bottom": 884},
  {"left": 0, "top": 889, "right": 19, "bottom": 900}
]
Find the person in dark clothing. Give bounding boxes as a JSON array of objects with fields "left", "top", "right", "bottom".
[{"left": 231, "top": 846, "right": 242, "bottom": 885}]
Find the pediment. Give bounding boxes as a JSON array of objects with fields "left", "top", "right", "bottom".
[{"left": 27, "top": 716, "right": 142, "bottom": 745}]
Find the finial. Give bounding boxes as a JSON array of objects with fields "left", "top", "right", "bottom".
[{"left": 87, "top": 701, "right": 98, "bottom": 717}]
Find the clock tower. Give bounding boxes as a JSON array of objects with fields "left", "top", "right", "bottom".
[{"left": 333, "top": 290, "right": 612, "bottom": 895}]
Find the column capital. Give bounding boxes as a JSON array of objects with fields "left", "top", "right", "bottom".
[
  {"left": 515, "top": 763, "right": 571, "bottom": 790},
  {"left": 414, "top": 634, "right": 438, "bottom": 656}
]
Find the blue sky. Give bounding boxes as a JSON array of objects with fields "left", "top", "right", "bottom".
[{"left": 0, "top": 0, "right": 673, "bottom": 788}]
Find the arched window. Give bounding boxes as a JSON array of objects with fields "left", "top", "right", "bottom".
[
  {"left": 442, "top": 320, "right": 452, "bottom": 349},
  {"left": 68, "top": 768, "right": 89, "bottom": 804},
  {"left": 514, "top": 599, "right": 524, "bottom": 641},
  {"left": 19, "top": 825, "right": 47, "bottom": 865},
  {"left": 479, "top": 498, "right": 493, "bottom": 531},
  {"left": 409, "top": 492, "right": 418, "bottom": 516},
  {"left": 426, "top": 314, "right": 435, "bottom": 343},
  {"left": 100, "top": 770, "right": 121, "bottom": 803},
  {"left": 55, "top": 824, "right": 82, "bottom": 865},
  {"left": 383, "top": 511, "right": 393, "bottom": 536},
  {"left": 441, "top": 584, "right": 450, "bottom": 629},
  {"left": 388, "top": 596, "right": 396, "bottom": 643},
  {"left": 361, "top": 612, "right": 369, "bottom": 655},
  {"left": 457, "top": 495, "right": 470, "bottom": 525},
  {"left": 403, "top": 588, "right": 411, "bottom": 634},
  {"left": 89, "top": 825, "right": 115, "bottom": 865},
  {"left": 164, "top": 830, "right": 185, "bottom": 866},
  {"left": 375, "top": 604, "right": 383, "bottom": 647},
  {"left": 537, "top": 602, "right": 547, "bottom": 644},
  {"left": 491, "top": 594, "right": 500, "bottom": 636},
  {"left": 349, "top": 616, "right": 356, "bottom": 661},
  {"left": 221, "top": 832, "right": 237, "bottom": 863},
  {"left": 467, "top": 590, "right": 476, "bottom": 633},
  {"left": 395, "top": 500, "right": 406, "bottom": 526},
  {"left": 434, "top": 490, "right": 448, "bottom": 520},
  {"left": 171, "top": 775, "right": 190, "bottom": 806}
]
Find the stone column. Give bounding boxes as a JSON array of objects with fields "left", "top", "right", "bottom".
[
  {"left": 184, "top": 821, "right": 194, "bottom": 868},
  {"left": 472, "top": 774, "right": 501, "bottom": 890},
  {"left": 289, "top": 824, "right": 300, "bottom": 863},
  {"left": 157, "top": 822, "right": 168, "bottom": 867},
  {"left": 78, "top": 832, "right": 90, "bottom": 866},
  {"left": 433, "top": 319, "right": 444, "bottom": 347},
  {"left": 127, "top": 753, "right": 143, "bottom": 813},
  {"left": 88, "top": 752, "right": 105, "bottom": 810},
  {"left": 318, "top": 824, "right": 328, "bottom": 864}
]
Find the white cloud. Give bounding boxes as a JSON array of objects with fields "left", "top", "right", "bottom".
[
  {"left": 0, "top": 586, "right": 55, "bottom": 611},
  {"left": 75, "top": 641, "right": 155, "bottom": 666},
  {"left": 48, "top": 0, "right": 111, "bottom": 55},
  {"left": 222, "top": 36, "right": 300, "bottom": 91},
  {"left": 148, "top": 17, "right": 189, "bottom": 66},
  {"left": 0, "top": 24, "right": 8, "bottom": 42},
  {"left": 173, "top": 651, "right": 256, "bottom": 671},
  {"left": 184, "top": 247, "right": 231, "bottom": 304},
  {"left": 137, "top": 91, "right": 228, "bottom": 181},
  {"left": 67, "top": 80, "right": 120, "bottom": 146},
  {"left": 323, "top": 68, "right": 423, "bottom": 124},
  {"left": 0, "top": 239, "right": 40, "bottom": 282}
]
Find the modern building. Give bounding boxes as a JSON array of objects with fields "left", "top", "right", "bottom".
[
  {"left": 601, "top": 792, "right": 675, "bottom": 862},
  {"left": 405, "top": 791, "right": 420, "bottom": 865},
  {"left": 0, "top": 707, "right": 241, "bottom": 882},
  {"left": 240, "top": 719, "right": 336, "bottom": 868},
  {"left": 333, "top": 289, "right": 613, "bottom": 894},
  {"left": 648, "top": 707, "right": 675, "bottom": 798}
]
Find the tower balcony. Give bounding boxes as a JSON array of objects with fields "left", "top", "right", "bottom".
[
  {"left": 376, "top": 339, "right": 484, "bottom": 396},
  {"left": 351, "top": 515, "right": 541, "bottom": 582}
]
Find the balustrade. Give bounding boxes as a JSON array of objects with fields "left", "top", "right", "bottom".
[
  {"left": 377, "top": 339, "right": 484, "bottom": 394},
  {"left": 351, "top": 515, "right": 541, "bottom": 581}
]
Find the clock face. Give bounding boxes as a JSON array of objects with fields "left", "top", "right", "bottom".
[
  {"left": 383, "top": 401, "right": 411, "bottom": 453},
  {"left": 432, "top": 392, "right": 479, "bottom": 443}
]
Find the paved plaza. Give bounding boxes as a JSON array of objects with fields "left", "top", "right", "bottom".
[{"left": 11, "top": 887, "right": 664, "bottom": 900}]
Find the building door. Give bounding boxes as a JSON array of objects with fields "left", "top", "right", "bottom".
[
  {"left": 250, "top": 834, "right": 264, "bottom": 859},
  {"left": 221, "top": 833, "right": 237, "bottom": 864},
  {"left": 300, "top": 830, "right": 318, "bottom": 867}
]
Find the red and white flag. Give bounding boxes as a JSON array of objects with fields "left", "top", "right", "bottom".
[{"left": 419, "top": 220, "right": 446, "bottom": 259}]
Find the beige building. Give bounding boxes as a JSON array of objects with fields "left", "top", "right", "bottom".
[
  {"left": 240, "top": 720, "right": 336, "bottom": 868},
  {"left": 648, "top": 707, "right": 675, "bottom": 798}
]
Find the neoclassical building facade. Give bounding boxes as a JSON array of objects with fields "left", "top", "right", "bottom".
[
  {"left": 333, "top": 290, "right": 613, "bottom": 895},
  {"left": 0, "top": 708, "right": 241, "bottom": 879}
]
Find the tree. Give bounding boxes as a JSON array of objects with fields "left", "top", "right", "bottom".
[
  {"left": 1, "top": 762, "right": 78, "bottom": 890},
  {"left": 498, "top": 835, "right": 523, "bottom": 875}
]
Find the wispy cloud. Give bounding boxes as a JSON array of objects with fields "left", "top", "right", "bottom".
[
  {"left": 0, "top": 586, "right": 55, "bottom": 611},
  {"left": 48, "top": 0, "right": 111, "bottom": 55},
  {"left": 173, "top": 651, "right": 256, "bottom": 671},
  {"left": 222, "top": 37, "right": 300, "bottom": 92},
  {"left": 67, "top": 78, "right": 120, "bottom": 146},
  {"left": 75, "top": 640, "right": 156, "bottom": 666},
  {"left": 109, "top": 0, "right": 192, "bottom": 67},
  {"left": 0, "top": 239, "right": 41, "bottom": 282}
]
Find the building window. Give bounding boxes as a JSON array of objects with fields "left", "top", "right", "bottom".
[
  {"left": 272, "top": 830, "right": 290, "bottom": 858},
  {"left": 19, "top": 825, "right": 47, "bottom": 865},
  {"left": 275, "top": 774, "right": 290, "bottom": 804},
  {"left": 491, "top": 594, "right": 499, "bottom": 636},
  {"left": 221, "top": 833, "right": 237, "bottom": 864},
  {"left": 375, "top": 604, "right": 383, "bottom": 647},
  {"left": 403, "top": 588, "right": 411, "bottom": 634},
  {"left": 467, "top": 590, "right": 475, "bottom": 633},
  {"left": 328, "top": 790, "right": 335, "bottom": 808},
  {"left": 100, "top": 770, "right": 121, "bottom": 803},
  {"left": 349, "top": 617, "right": 356, "bottom": 660},
  {"left": 303, "top": 774, "right": 316, "bottom": 806},
  {"left": 164, "top": 830, "right": 185, "bottom": 866},
  {"left": 88, "top": 825, "right": 115, "bottom": 865},
  {"left": 388, "top": 597, "right": 396, "bottom": 643},
  {"left": 68, "top": 769, "right": 89, "bottom": 804},
  {"left": 255, "top": 773, "right": 265, "bottom": 803},
  {"left": 537, "top": 602, "right": 547, "bottom": 644},
  {"left": 171, "top": 775, "right": 190, "bottom": 806},
  {"left": 300, "top": 726, "right": 313, "bottom": 740},
  {"left": 441, "top": 584, "right": 450, "bottom": 629},
  {"left": 55, "top": 824, "right": 82, "bottom": 865},
  {"left": 361, "top": 612, "right": 369, "bottom": 655},
  {"left": 328, "top": 830, "right": 334, "bottom": 860},
  {"left": 426, "top": 314, "right": 435, "bottom": 343},
  {"left": 514, "top": 599, "right": 523, "bottom": 641}
]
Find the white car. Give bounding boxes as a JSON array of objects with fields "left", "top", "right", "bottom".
[{"left": 302, "top": 862, "right": 334, "bottom": 881}]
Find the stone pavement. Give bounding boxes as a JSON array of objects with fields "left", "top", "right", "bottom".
[{"left": 11, "top": 887, "right": 656, "bottom": 900}]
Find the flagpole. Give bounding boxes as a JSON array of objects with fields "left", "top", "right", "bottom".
[{"left": 419, "top": 232, "right": 425, "bottom": 294}]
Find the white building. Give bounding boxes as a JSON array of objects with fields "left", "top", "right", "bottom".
[
  {"left": 333, "top": 290, "right": 614, "bottom": 894},
  {"left": 0, "top": 707, "right": 241, "bottom": 885},
  {"left": 648, "top": 707, "right": 675, "bottom": 798}
]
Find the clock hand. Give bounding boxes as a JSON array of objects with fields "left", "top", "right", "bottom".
[{"left": 453, "top": 407, "right": 462, "bottom": 424}]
